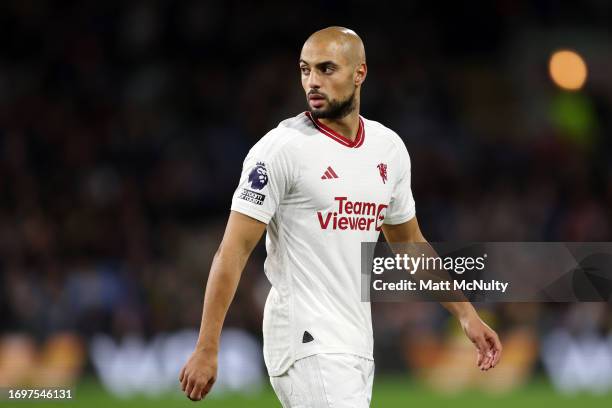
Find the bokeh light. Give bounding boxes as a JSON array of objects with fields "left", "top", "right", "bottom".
[{"left": 549, "top": 49, "right": 588, "bottom": 91}]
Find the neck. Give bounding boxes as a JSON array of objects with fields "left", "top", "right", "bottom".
[{"left": 317, "top": 101, "right": 361, "bottom": 142}]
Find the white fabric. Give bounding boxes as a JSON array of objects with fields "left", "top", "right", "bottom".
[
  {"left": 231, "top": 112, "right": 416, "bottom": 376},
  {"left": 269, "top": 353, "right": 375, "bottom": 408}
]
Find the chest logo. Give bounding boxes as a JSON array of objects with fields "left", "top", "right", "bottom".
[
  {"left": 317, "top": 196, "right": 388, "bottom": 232},
  {"left": 321, "top": 166, "right": 339, "bottom": 180},
  {"left": 377, "top": 163, "right": 388, "bottom": 184}
]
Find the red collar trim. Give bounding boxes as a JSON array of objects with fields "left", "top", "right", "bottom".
[{"left": 305, "top": 111, "right": 365, "bottom": 148}]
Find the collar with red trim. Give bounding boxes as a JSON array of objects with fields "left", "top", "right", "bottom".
[{"left": 305, "top": 111, "right": 365, "bottom": 148}]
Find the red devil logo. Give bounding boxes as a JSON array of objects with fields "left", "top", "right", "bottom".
[{"left": 377, "top": 163, "right": 388, "bottom": 184}]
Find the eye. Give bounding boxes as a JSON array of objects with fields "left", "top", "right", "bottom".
[
  {"left": 300, "top": 67, "right": 310, "bottom": 75},
  {"left": 322, "top": 66, "right": 335, "bottom": 74}
]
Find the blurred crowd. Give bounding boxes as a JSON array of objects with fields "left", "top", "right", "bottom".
[{"left": 1, "top": 0, "right": 611, "bottom": 376}]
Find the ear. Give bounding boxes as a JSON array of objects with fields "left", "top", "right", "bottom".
[{"left": 354, "top": 63, "right": 367, "bottom": 86}]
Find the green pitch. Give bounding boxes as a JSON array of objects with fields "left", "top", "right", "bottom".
[{"left": 10, "top": 376, "right": 611, "bottom": 408}]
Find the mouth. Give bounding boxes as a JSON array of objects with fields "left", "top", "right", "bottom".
[{"left": 308, "top": 94, "right": 326, "bottom": 109}]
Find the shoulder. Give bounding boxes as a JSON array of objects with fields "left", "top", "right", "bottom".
[
  {"left": 277, "top": 111, "right": 313, "bottom": 134},
  {"left": 248, "top": 112, "right": 310, "bottom": 161},
  {"left": 362, "top": 117, "right": 409, "bottom": 156}
]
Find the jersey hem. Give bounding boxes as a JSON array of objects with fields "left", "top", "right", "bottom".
[
  {"left": 266, "top": 347, "right": 374, "bottom": 377},
  {"left": 230, "top": 204, "right": 271, "bottom": 224},
  {"left": 383, "top": 211, "right": 416, "bottom": 225}
]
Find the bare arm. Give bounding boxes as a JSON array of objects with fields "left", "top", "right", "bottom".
[
  {"left": 179, "top": 210, "right": 266, "bottom": 401},
  {"left": 197, "top": 211, "right": 266, "bottom": 351},
  {"left": 382, "top": 217, "right": 502, "bottom": 371}
]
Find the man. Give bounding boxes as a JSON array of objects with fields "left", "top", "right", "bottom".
[{"left": 179, "top": 27, "right": 502, "bottom": 406}]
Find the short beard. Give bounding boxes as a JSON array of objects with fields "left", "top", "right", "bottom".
[{"left": 309, "top": 89, "right": 356, "bottom": 120}]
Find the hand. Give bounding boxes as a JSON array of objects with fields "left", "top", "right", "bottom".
[
  {"left": 460, "top": 314, "right": 502, "bottom": 371},
  {"left": 179, "top": 347, "right": 218, "bottom": 401}
]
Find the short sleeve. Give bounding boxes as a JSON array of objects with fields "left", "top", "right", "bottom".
[
  {"left": 230, "top": 137, "right": 292, "bottom": 224},
  {"left": 384, "top": 140, "right": 416, "bottom": 225}
]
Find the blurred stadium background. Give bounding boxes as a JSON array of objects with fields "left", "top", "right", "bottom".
[{"left": 1, "top": 1, "right": 611, "bottom": 406}]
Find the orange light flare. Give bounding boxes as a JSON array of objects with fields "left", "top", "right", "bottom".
[{"left": 548, "top": 49, "right": 588, "bottom": 91}]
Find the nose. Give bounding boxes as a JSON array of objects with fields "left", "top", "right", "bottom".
[{"left": 306, "top": 70, "right": 321, "bottom": 90}]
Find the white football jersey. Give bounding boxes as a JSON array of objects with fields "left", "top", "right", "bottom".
[{"left": 231, "top": 111, "right": 416, "bottom": 376}]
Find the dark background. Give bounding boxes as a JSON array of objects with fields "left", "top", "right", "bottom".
[{"left": 0, "top": 0, "right": 611, "bottom": 382}]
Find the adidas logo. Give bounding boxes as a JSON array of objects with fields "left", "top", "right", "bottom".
[{"left": 321, "top": 166, "right": 339, "bottom": 180}]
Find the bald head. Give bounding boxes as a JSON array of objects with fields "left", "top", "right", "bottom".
[{"left": 303, "top": 26, "right": 366, "bottom": 67}]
